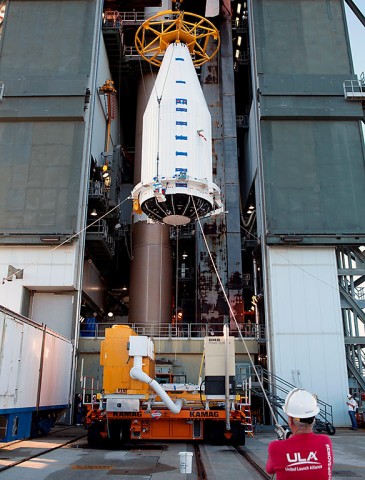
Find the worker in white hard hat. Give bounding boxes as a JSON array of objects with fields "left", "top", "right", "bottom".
[
  {"left": 346, "top": 393, "right": 358, "bottom": 430},
  {"left": 266, "top": 388, "right": 333, "bottom": 479}
]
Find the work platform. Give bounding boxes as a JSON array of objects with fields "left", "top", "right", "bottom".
[{"left": 343, "top": 76, "right": 365, "bottom": 101}]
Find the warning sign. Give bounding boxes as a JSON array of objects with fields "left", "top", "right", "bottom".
[{"left": 151, "top": 410, "right": 162, "bottom": 419}]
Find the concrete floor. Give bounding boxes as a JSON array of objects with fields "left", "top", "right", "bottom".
[{"left": 0, "top": 426, "right": 364, "bottom": 479}]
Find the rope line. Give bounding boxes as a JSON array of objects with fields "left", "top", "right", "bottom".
[
  {"left": 1, "top": 195, "right": 132, "bottom": 284},
  {"left": 192, "top": 196, "right": 284, "bottom": 433}
]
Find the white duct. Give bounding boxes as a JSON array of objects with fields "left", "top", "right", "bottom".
[{"left": 130, "top": 356, "right": 183, "bottom": 414}]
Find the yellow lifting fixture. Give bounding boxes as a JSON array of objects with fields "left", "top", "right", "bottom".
[
  {"left": 135, "top": 10, "right": 220, "bottom": 67},
  {"left": 99, "top": 79, "right": 117, "bottom": 179}
]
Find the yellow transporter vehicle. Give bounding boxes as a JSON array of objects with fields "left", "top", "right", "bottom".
[{"left": 86, "top": 325, "right": 248, "bottom": 445}]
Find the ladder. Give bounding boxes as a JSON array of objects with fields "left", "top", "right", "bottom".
[{"left": 241, "top": 404, "right": 254, "bottom": 437}]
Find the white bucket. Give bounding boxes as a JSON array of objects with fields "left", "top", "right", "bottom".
[{"left": 178, "top": 451, "right": 193, "bottom": 474}]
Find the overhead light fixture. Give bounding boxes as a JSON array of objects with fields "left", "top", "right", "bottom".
[
  {"left": 237, "top": 36, "right": 242, "bottom": 46},
  {"left": 237, "top": 3, "right": 242, "bottom": 14},
  {"left": 281, "top": 235, "right": 303, "bottom": 243},
  {"left": 107, "top": 311, "right": 114, "bottom": 318},
  {"left": 235, "top": 49, "right": 240, "bottom": 59},
  {"left": 91, "top": 209, "right": 98, "bottom": 216},
  {"left": 102, "top": 164, "right": 110, "bottom": 178},
  {"left": 40, "top": 236, "right": 61, "bottom": 243},
  {"left": 182, "top": 252, "right": 188, "bottom": 259}
]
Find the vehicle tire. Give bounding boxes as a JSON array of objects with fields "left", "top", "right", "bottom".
[
  {"left": 325, "top": 423, "right": 336, "bottom": 436},
  {"left": 231, "top": 422, "right": 246, "bottom": 446},
  {"left": 108, "top": 422, "right": 123, "bottom": 445},
  {"left": 121, "top": 421, "right": 131, "bottom": 443},
  {"left": 109, "top": 420, "right": 131, "bottom": 446},
  {"left": 204, "top": 420, "right": 226, "bottom": 444},
  {"left": 87, "top": 422, "right": 103, "bottom": 447}
]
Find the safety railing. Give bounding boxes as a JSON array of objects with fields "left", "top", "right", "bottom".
[
  {"left": 236, "top": 115, "right": 249, "bottom": 128},
  {"left": 123, "top": 46, "right": 142, "bottom": 58},
  {"left": 79, "top": 321, "right": 266, "bottom": 340},
  {"left": 251, "top": 367, "right": 333, "bottom": 426},
  {"left": 86, "top": 219, "right": 115, "bottom": 256},
  {"left": 88, "top": 181, "right": 109, "bottom": 201},
  {"left": 343, "top": 74, "right": 365, "bottom": 100},
  {"left": 170, "top": 223, "right": 196, "bottom": 239},
  {"left": 123, "top": 45, "right": 164, "bottom": 63},
  {"left": 231, "top": 18, "right": 248, "bottom": 34},
  {"left": 102, "top": 10, "right": 146, "bottom": 28},
  {"left": 102, "top": 10, "right": 173, "bottom": 29}
]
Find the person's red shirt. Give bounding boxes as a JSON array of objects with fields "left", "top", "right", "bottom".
[{"left": 266, "top": 433, "right": 333, "bottom": 479}]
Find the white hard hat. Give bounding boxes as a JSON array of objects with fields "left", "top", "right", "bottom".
[
  {"left": 283, "top": 388, "right": 320, "bottom": 419},
  {"left": 347, "top": 394, "right": 352, "bottom": 399}
]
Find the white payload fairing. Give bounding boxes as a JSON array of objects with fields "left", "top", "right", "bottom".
[{"left": 132, "top": 21, "right": 222, "bottom": 226}]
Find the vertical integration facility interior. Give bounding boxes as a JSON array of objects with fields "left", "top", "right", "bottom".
[{"left": 0, "top": 0, "right": 363, "bottom": 428}]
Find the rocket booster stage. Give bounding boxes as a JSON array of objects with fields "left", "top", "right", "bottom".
[{"left": 132, "top": 41, "right": 222, "bottom": 226}]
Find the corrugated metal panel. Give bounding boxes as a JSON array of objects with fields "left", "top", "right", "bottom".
[
  {"left": 251, "top": 0, "right": 365, "bottom": 241},
  {"left": 253, "top": 0, "right": 352, "bottom": 75},
  {"left": 0, "top": 0, "right": 96, "bottom": 237},
  {"left": 261, "top": 120, "right": 365, "bottom": 237},
  {"left": 0, "top": 121, "right": 85, "bottom": 234}
]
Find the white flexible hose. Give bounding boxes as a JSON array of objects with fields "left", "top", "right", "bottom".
[{"left": 130, "top": 356, "right": 183, "bottom": 414}]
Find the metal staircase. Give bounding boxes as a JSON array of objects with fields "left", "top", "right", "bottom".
[
  {"left": 337, "top": 247, "right": 365, "bottom": 393},
  {"left": 251, "top": 367, "right": 335, "bottom": 434}
]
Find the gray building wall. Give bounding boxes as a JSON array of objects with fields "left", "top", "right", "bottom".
[
  {"left": 251, "top": 0, "right": 365, "bottom": 243},
  {"left": 0, "top": 0, "right": 96, "bottom": 239}
]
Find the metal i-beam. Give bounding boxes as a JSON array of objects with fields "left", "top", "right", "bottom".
[
  {"left": 347, "top": 356, "right": 365, "bottom": 391},
  {"left": 339, "top": 285, "right": 365, "bottom": 324},
  {"left": 344, "top": 0, "right": 365, "bottom": 27}
]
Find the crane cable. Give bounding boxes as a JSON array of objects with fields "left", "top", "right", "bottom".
[{"left": 1, "top": 195, "right": 132, "bottom": 284}]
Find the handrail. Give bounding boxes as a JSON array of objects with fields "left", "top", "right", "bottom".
[
  {"left": 252, "top": 367, "right": 333, "bottom": 425},
  {"left": 79, "top": 321, "right": 266, "bottom": 340},
  {"left": 343, "top": 77, "right": 365, "bottom": 100},
  {"left": 102, "top": 10, "right": 150, "bottom": 28}
]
